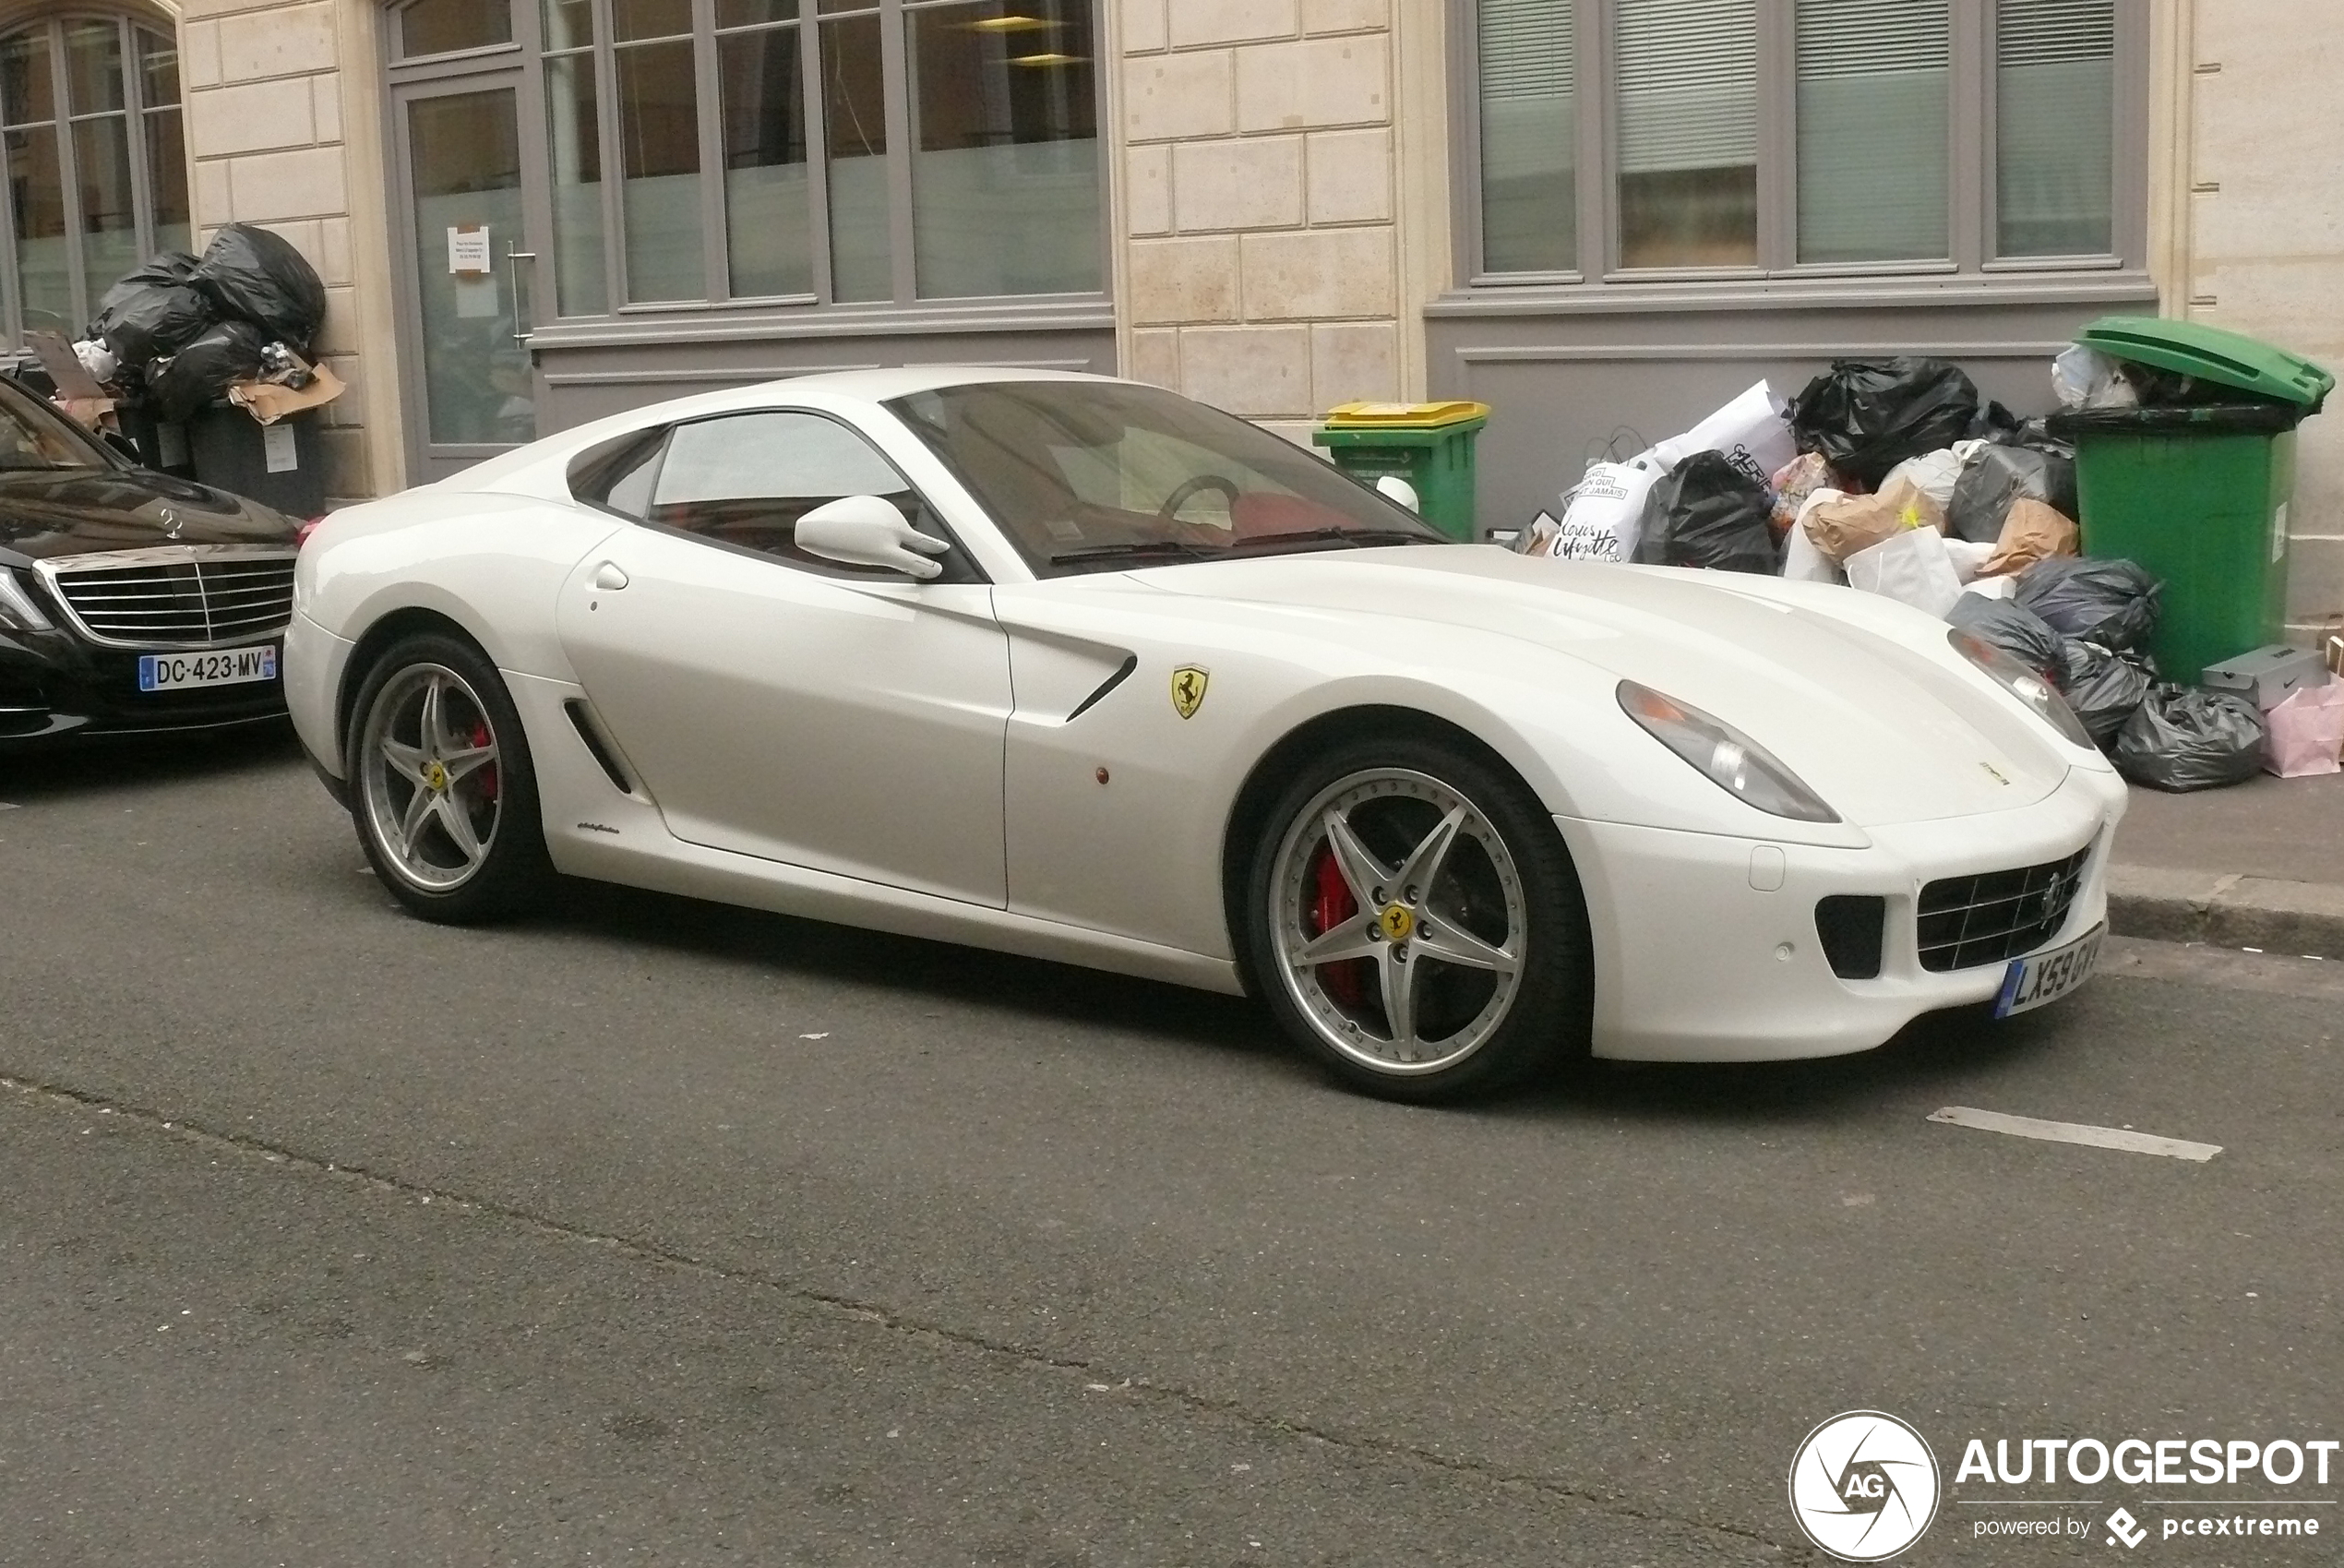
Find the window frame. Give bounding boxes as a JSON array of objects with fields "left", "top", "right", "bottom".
[
  {"left": 580, "top": 406, "right": 988, "bottom": 582},
  {"left": 1453, "top": 0, "right": 2147, "bottom": 294},
  {"left": 387, "top": 0, "right": 1108, "bottom": 327},
  {"left": 0, "top": 7, "right": 191, "bottom": 341}
]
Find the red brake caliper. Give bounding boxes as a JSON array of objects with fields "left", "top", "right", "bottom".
[
  {"left": 471, "top": 721, "right": 499, "bottom": 804},
  {"left": 1308, "top": 843, "right": 1365, "bottom": 1007}
]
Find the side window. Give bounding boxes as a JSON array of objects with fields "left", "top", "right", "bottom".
[{"left": 638, "top": 411, "right": 963, "bottom": 577}]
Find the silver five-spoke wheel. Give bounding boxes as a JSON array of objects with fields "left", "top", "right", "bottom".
[
  {"left": 1268, "top": 768, "right": 1528, "bottom": 1076},
  {"left": 357, "top": 663, "right": 504, "bottom": 893}
]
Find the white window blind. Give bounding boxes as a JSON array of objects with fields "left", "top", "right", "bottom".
[
  {"left": 1478, "top": 0, "right": 1576, "bottom": 272},
  {"left": 1795, "top": 0, "right": 1950, "bottom": 262},
  {"left": 1996, "top": 0, "right": 2115, "bottom": 254},
  {"left": 1615, "top": 0, "right": 1756, "bottom": 174},
  {"left": 1796, "top": 0, "right": 1951, "bottom": 78},
  {"left": 1479, "top": 0, "right": 1573, "bottom": 104},
  {"left": 1997, "top": 0, "right": 2115, "bottom": 66}
]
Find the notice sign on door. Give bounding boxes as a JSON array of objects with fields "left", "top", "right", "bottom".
[{"left": 447, "top": 224, "right": 492, "bottom": 277}]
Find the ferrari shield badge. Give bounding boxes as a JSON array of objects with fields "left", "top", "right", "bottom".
[{"left": 1170, "top": 665, "right": 1210, "bottom": 720}]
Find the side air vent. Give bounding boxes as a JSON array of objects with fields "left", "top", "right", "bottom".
[
  {"left": 565, "top": 700, "right": 633, "bottom": 793},
  {"left": 1815, "top": 895, "right": 1887, "bottom": 980}
]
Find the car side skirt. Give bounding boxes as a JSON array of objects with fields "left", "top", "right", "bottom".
[{"left": 503, "top": 673, "right": 1246, "bottom": 997}]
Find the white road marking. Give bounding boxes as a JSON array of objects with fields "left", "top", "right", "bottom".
[
  {"left": 1929, "top": 1106, "right": 2222, "bottom": 1162},
  {"left": 0, "top": 802, "right": 18, "bottom": 811}
]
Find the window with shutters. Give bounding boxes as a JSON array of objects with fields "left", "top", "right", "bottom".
[{"left": 1465, "top": 0, "right": 2135, "bottom": 284}]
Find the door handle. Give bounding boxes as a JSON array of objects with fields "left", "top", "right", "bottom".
[
  {"left": 506, "top": 248, "right": 538, "bottom": 346},
  {"left": 592, "top": 562, "right": 629, "bottom": 591}
]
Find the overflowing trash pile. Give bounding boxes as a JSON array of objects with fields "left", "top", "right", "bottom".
[
  {"left": 67, "top": 223, "right": 339, "bottom": 432},
  {"left": 1517, "top": 348, "right": 2342, "bottom": 791}
]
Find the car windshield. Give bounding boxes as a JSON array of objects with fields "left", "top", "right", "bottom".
[
  {"left": 0, "top": 379, "right": 106, "bottom": 472},
  {"left": 887, "top": 380, "right": 1449, "bottom": 576}
]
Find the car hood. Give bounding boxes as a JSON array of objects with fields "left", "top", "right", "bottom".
[
  {"left": 0, "top": 467, "right": 296, "bottom": 565},
  {"left": 1132, "top": 546, "right": 2089, "bottom": 828}
]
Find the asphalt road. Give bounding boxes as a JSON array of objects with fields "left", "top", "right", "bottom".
[{"left": 2, "top": 728, "right": 2339, "bottom": 1567}]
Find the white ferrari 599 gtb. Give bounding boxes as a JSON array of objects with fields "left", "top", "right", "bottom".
[{"left": 288, "top": 368, "right": 2124, "bottom": 1100}]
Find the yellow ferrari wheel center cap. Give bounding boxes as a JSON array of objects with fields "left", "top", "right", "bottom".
[
  {"left": 1379, "top": 904, "right": 1416, "bottom": 942},
  {"left": 423, "top": 760, "right": 449, "bottom": 794}
]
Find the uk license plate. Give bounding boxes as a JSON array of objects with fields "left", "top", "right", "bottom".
[
  {"left": 138, "top": 645, "right": 279, "bottom": 692},
  {"left": 1994, "top": 924, "right": 2105, "bottom": 1019}
]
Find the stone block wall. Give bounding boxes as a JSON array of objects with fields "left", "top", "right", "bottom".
[
  {"left": 2175, "top": 0, "right": 2344, "bottom": 645},
  {"left": 1116, "top": 0, "right": 1405, "bottom": 436},
  {"left": 179, "top": 0, "right": 396, "bottom": 505}
]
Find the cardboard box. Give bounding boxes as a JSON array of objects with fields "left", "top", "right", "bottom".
[{"left": 2202, "top": 645, "right": 2330, "bottom": 710}]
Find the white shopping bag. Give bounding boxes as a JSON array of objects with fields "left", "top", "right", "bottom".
[
  {"left": 1881, "top": 446, "right": 1971, "bottom": 510},
  {"left": 1648, "top": 381, "right": 1796, "bottom": 485},
  {"left": 1942, "top": 537, "right": 1997, "bottom": 582},
  {"left": 1549, "top": 457, "right": 1662, "bottom": 561},
  {"left": 1843, "top": 526, "right": 1965, "bottom": 618},
  {"left": 1782, "top": 489, "right": 1847, "bottom": 583},
  {"left": 2053, "top": 345, "right": 2137, "bottom": 410}
]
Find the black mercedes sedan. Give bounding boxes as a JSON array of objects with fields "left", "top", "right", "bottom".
[{"left": 0, "top": 377, "right": 300, "bottom": 748}]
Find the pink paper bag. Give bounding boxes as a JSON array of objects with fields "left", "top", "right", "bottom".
[{"left": 2264, "top": 680, "right": 2344, "bottom": 778}]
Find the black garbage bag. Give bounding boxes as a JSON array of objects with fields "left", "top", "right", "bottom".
[
  {"left": 1948, "top": 592, "right": 2068, "bottom": 679},
  {"left": 90, "top": 281, "right": 215, "bottom": 377},
  {"left": 1630, "top": 449, "right": 1778, "bottom": 574},
  {"left": 1787, "top": 357, "right": 1982, "bottom": 488},
  {"left": 1945, "top": 439, "right": 2080, "bottom": 543},
  {"left": 1967, "top": 399, "right": 2026, "bottom": 443},
  {"left": 189, "top": 223, "right": 327, "bottom": 353},
  {"left": 148, "top": 320, "right": 269, "bottom": 424},
  {"left": 2113, "top": 685, "right": 2267, "bottom": 792},
  {"left": 2014, "top": 557, "right": 2161, "bottom": 651},
  {"left": 2056, "top": 641, "right": 2155, "bottom": 748},
  {"left": 90, "top": 250, "right": 201, "bottom": 322}
]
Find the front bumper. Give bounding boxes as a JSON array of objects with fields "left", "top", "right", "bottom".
[
  {"left": 1559, "top": 766, "right": 2126, "bottom": 1062},
  {"left": 0, "top": 624, "right": 289, "bottom": 748}
]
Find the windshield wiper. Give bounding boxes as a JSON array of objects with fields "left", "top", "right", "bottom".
[
  {"left": 1231, "top": 527, "right": 1443, "bottom": 551},
  {"left": 1048, "top": 540, "right": 1212, "bottom": 567}
]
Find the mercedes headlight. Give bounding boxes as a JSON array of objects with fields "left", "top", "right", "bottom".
[
  {"left": 1947, "top": 628, "right": 2093, "bottom": 748},
  {"left": 0, "top": 569, "right": 53, "bottom": 632},
  {"left": 1618, "top": 680, "right": 1841, "bottom": 822}
]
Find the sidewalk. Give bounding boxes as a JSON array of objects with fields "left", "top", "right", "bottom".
[{"left": 2108, "top": 772, "right": 2344, "bottom": 957}]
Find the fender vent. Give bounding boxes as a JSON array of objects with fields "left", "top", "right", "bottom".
[
  {"left": 564, "top": 700, "right": 633, "bottom": 794},
  {"left": 1815, "top": 895, "right": 1886, "bottom": 980}
]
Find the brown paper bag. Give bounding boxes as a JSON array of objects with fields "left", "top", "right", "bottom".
[
  {"left": 1979, "top": 497, "right": 2078, "bottom": 578},
  {"left": 1800, "top": 476, "right": 1945, "bottom": 564}
]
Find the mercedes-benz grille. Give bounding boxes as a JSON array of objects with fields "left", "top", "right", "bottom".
[{"left": 40, "top": 548, "right": 297, "bottom": 650}]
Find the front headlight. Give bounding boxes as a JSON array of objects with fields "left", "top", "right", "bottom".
[
  {"left": 1618, "top": 680, "right": 1841, "bottom": 822},
  {"left": 0, "top": 569, "right": 54, "bottom": 632},
  {"left": 1947, "top": 628, "right": 2093, "bottom": 749}
]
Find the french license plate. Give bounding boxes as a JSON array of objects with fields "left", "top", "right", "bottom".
[
  {"left": 1994, "top": 924, "right": 2105, "bottom": 1019},
  {"left": 138, "top": 645, "right": 279, "bottom": 692}
]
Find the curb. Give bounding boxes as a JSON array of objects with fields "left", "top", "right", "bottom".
[{"left": 2107, "top": 865, "right": 2344, "bottom": 959}]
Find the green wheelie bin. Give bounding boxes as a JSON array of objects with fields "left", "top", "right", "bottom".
[
  {"left": 1310, "top": 401, "right": 1490, "bottom": 542},
  {"left": 2047, "top": 317, "right": 2332, "bottom": 682}
]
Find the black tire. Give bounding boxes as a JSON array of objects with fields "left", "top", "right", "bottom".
[
  {"left": 343, "top": 630, "right": 553, "bottom": 924},
  {"left": 1241, "top": 734, "right": 1592, "bottom": 1102}
]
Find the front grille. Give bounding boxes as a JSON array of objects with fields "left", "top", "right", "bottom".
[
  {"left": 43, "top": 549, "right": 295, "bottom": 650},
  {"left": 1917, "top": 847, "right": 2091, "bottom": 973}
]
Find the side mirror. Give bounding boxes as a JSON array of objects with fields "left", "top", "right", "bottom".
[
  {"left": 1375, "top": 474, "right": 1421, "bottom": 514},
  {"left": 795, "top": 495, "right": 951, "bottom": 581},
  {"left": 100, "top": 428, "right": 144, "bottom": 465}
]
